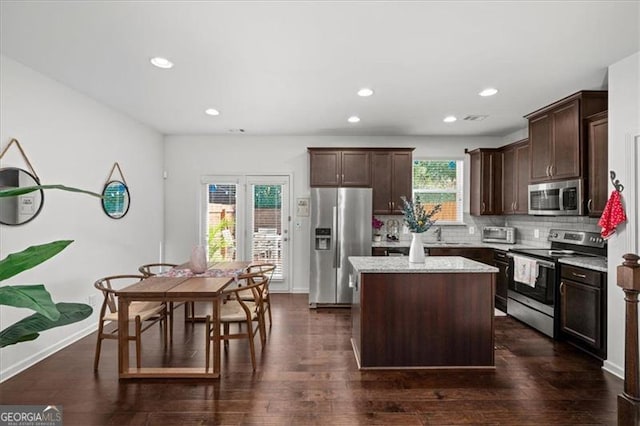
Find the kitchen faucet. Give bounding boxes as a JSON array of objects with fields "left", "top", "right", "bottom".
[{"left": 434, "top": 226, "right": 442, "bottom": 242}]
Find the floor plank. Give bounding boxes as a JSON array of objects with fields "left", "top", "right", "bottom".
[{"left": 0, "top": 294, "right": 622, "bottom": 425}]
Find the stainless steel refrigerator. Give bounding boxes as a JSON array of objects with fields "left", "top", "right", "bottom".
[{"left": 309, "top": 188, "right": 372, "bottom": 307}]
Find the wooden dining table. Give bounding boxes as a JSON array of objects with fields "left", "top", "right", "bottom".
[{"left": 117, "top": 261, "right": 251, "bottom": 379}]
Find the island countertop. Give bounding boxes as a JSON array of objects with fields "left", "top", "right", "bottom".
[{"left": 349, "top": 256, "right": 498, "bottom": 274}]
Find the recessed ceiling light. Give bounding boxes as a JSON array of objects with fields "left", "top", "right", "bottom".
[
  {"left": 205, "top": 108, "right": 220, "bottom": 116},
  {"left": 357, "top": 88, "right": 374, "bottom": 97},
  {"left": 479, "top": 88, "right": 498, "bottom": 97},
  {"left": 348, "top": 116, "right": 361, "bottom": 123},
  {"left": 150, "top": 57, "right": 174, "bottom": 69},
  {"left": 443, "top": 115, "right": 457, "bottom": 123}
]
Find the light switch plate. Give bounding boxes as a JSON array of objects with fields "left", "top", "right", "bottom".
[
  {"left": 469, "top": 226, "right": 475, "bottom": 235},
  {"left": 534, "top": 229, "right": 540, "bottom": 238}
]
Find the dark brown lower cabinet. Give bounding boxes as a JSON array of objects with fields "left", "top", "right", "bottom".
[
  {"left": 428, "top": 247, "right": 494, "bottom": 266},
  {"left": 560, "top": 265, "right": 606, "bottom": 360},
  {"left": 493, "top": 250, "right": 509, "bottom": 313}
]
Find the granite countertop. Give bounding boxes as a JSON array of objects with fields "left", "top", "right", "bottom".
[
  {"left": 349, "top": 256, "right": 499, "bottom": 274},
  {"left": 371, "top": 240, "right": 547, "bottom": 251},
  {"left": 559, "top": 256, "right": 608, "bottom": 273}
]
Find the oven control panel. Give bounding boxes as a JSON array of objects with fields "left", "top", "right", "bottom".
[{"left": 548, "top": 229, "right": 606, "bottom": 249}]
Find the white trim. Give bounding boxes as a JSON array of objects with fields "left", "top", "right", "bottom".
[
  {"left": 624, "top": 133, "right": 639, "bottom": 254},
  {"left": 603, "top": 360, "right": 624, "bottom": 380},
  {"left": 0, "top": 322, "right": 97, "bottom": 383}
]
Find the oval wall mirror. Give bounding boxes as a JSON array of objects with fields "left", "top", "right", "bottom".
[
  {"left": 101, "top": 180, "right": 130, "bottom": 219},
  {"left": 0, "top": 167, "right": 45, "bottom": 226}
]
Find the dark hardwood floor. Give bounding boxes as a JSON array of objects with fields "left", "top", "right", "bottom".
[{"left": 0, "top": 294, "right": 622, "bottom": 425}]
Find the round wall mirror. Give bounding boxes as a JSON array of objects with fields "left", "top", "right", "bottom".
[
  {"left": 102, "top": 180, "right": 130, "bottom": 219},
  {"left": 0, "top": 167, "right": 45, "bottom": 226}
]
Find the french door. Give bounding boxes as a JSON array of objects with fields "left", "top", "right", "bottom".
[{"left": 201, "top": 175, "right": 291, "bottom": 292}]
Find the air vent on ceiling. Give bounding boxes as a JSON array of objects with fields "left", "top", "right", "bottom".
[{"left": 463, "top": 115, "right": 489, "bottom": 121}]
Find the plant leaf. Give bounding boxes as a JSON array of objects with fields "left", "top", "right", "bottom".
[
  {"left": 0, "top": 285, "right": 60, "bottom": 320},
  {"left": 0, "top": 184, "right": 102, "bottom": 198},
  {"left": 0, "top": 302, "right": 93, "bottom": 348},
  {"left": 0, "top": 240, "right": 73, "bottom": 282}
]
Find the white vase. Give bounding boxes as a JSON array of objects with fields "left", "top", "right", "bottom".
[
  {"left": 189, "top": 245, "right": 207, "bottom": 273},
  {"left": 409, "top": 232, "right": 425, "bottom": 263}
]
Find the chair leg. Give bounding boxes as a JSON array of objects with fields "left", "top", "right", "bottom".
[
  {"left": 247, "top": 320, "right": 257, "bottom": 371},
  {"left": 135, "top": 316, "right": 142, "bottom": 368},
  {"left": 163, "top": 307, "right": 169, "bottom": 349},
  {"left": 93, "top": 321, "right": 105, "bottom": 371},
  {"left": 169, "top": 302, "right": 174, "bottom": 344},
  {"left": 223, "top": 323, "right": 230, "bottom": 348},
  {"left": 267, "top": 301, "right": 272, "bottom": 326}
]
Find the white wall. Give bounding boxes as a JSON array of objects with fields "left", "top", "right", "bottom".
[
  {"left": 0, "top": 55, "right": 165, "bottom": 381},
  {"left": 604, "top": 51, "right": 640, "bottom": 378},
  {"left": 163, "top": 135, "right": 502, "bottom": 293}
]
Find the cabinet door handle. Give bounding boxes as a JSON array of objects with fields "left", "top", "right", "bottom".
[
  {"left": 587, "top": 199, "right": 593, "bottom": 213},
  {"left": 336, "top": 174, "right": 339, "bottom": 181},
  {"left": 481, "top": 202, "right": 486, "bottom": 213},
  {"left": 505, "top": 265, "right": 509, "bottom": 279},
  {"left": 545, "top": 165, "right": 550, "bottom": 177},
  {"left": 388, "top": 201, "right": 392, "bottom": 210},
  {"left": 549, "top": 164, "right": 554, "bottom": 177},
  {"left": 391, "top": 201, "right": 395, "bottom": 210},
  {"left": 512, "top": 201, "right": 516, "bottom": 212},
  {"left": 342, "top": 174, "right": 345, "bottom": 181},
  {"left": 560, "top": 281, "right": 565, "bottom": 295},
  {"left": 571, "top": 272, "right": 587, "bottom": 279}
]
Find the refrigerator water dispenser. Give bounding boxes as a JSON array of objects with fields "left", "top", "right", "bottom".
[{"left": 315, "top": 228, "right": 331, "bottom": 250}]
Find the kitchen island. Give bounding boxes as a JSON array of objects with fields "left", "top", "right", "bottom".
[{"left": 349, "top": 256, "right": 498, "bottom": 369}]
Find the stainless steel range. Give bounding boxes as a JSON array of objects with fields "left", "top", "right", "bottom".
[{"left": 507, "top": 229, "right": 606, "bottom": 338}]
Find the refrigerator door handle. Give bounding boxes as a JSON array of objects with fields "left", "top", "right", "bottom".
[{"left": 332, "top": 205, "right": 338, "bottom": 268}]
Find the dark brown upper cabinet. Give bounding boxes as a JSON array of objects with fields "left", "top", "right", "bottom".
[
  {"left": 586, "top": 111, "right": 608, "bottom": 217},
  {"left": 308, "top": 148, "right": 371, "bottom": 187},
  {"left": 501, "top": 139, "right": 529, "bottom": 215},
  {"left": 525, "top": 91, "right": 607, "bottom": 184},
  {"left": 371, "top": 149, "right": 414, "bottom": 215},
  {"left": 467, "top": 148, "right": 502, "bottom": 216}
]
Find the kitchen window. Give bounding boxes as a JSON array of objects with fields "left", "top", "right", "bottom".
[{"left": 412, "top": 159, "right": 464, "bottom": 224}]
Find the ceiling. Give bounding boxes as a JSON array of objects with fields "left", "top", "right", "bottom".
[{"left": 1, "top": 1, "right": 638, "bottom": 137}]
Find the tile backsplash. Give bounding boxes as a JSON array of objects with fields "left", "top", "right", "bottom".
[{"left": 373, "top": 214, "right": 600, "bottom": 247}]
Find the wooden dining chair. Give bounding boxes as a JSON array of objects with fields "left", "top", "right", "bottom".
[
  {"left": 93, "top": 274, "right": 168, "bottom": 371},
  {"left": 138, "top": 262, "right": 192, "bottom": 340},
  {"left": 243, "top": 263, "right": 276, "bottom": 326},
  {"left": 205, "top": 273, "right": 267, "bottom": 372}
]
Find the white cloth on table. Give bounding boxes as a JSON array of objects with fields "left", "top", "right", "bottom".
[{"left": 513, "top": 255, "right": 538, "bottom": 287}]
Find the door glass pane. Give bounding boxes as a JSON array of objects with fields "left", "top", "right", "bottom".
[
  {"left": 251, "top": 184, "right": 283, "bottom": 279},
  {"left": 207, "top": 184, "right": 237, "bottom": 261}
]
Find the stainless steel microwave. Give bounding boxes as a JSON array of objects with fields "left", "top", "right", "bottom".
[
  {"left": 528, "top": 179, "right": 583, "bottom": 216},
  {"left": 482, "top": 226, "right": 516, "bottom": 244}
]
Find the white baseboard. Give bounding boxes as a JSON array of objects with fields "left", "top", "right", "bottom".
[
  {"left": 0, "top": 323, "right": 97, "bottom": 383},
  {"left": 603, "top": 360, "right": 624, "bottom": 380}
]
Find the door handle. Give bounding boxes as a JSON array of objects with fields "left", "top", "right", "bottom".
[
  {"left": 549, "top": 164, "right": 554, "bottom": 177},
  {"left": 505, "top": 265, "right": 509, "bottom": 279},
  {"left": 545, "top": 165, "right": 550, "bottom": 177},
  {"left": 333, "top": 206, "right": 338, "bottom": 268},
  {"left": 587, "top": 199, "right": 593, "bottom": 213},
  {"left": 559, "top": 281, "right": 565, "bottom": 295},
  {"left": 571, "top": 272, "right": 587, "bottom": 279},
  {"left": 481, "top": 202, "right": 486, "bottom": 213}
]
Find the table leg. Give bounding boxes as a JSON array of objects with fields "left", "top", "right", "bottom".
[
  {"left": 213, "top": 297, "right": 221, "bottom": 375},
  {"left": 118, "top": 298, "right": 130, "bottom": 376}
]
